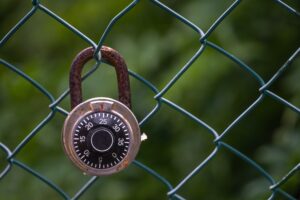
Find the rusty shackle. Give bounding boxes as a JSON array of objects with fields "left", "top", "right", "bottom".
[{"left": 69, "top": 46, "right": 131, "bottom": 109}]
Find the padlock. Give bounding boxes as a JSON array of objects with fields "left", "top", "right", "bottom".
[{"left": 62, "top": 46, "right": 141, "bottom": 176}]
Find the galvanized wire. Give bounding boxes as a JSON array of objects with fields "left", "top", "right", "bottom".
[{"left": 0, "top": 0, "right": 299, "bottom": 199}]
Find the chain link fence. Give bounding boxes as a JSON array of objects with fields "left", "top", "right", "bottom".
[{"left": 0, "top": 0, "right": 299, "bottom": 199}]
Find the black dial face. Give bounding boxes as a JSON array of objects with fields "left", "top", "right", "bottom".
[{"left": 73, "top": 112, "right": 130, "bottom": 169}]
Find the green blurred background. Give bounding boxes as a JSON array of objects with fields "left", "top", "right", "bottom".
[{"left": 0, "top": 0, "right": 300, "bottom": 199}]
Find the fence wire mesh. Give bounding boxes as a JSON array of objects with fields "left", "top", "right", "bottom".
[{"left": 0, "top": 0, "right": 299, "bottom": 199}]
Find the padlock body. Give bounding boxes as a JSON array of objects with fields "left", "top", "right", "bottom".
[{"left": 63, "top": 97, "right": 140, "bottom": 176}]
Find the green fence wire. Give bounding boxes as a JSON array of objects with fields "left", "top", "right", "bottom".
[{"left": 0, "top": 0, "right": 299, "bottom": 199}]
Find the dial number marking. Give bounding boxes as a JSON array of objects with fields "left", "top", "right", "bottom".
[
  {"left": 112, "top": 124, "right": 120, "bottom": 132},
  {"left": 85, "top": 122, "right": 93, "bottom": 131},
  {"left": 79, "top": 136, "right": 86, "bottom": 143}
]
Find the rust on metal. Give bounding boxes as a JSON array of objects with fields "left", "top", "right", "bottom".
[{"left": 69, "top": 46, "right": 131, "bottom": 109}]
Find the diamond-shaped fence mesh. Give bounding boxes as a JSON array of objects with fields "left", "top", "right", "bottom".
[{"left": 0, "top": 0, "right": 299, "bottom": 199}]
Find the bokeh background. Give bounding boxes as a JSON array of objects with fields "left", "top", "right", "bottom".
[{"left": 0, "top": 0, "right": 300, "bottom": 199}]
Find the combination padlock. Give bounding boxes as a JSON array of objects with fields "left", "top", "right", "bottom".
[{"left": 62, "top": 46, "right": 141, "bottom": 176}]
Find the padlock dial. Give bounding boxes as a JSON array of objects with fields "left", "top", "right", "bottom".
[
  {"left": 73, "top": 112, "right": 130, "bottom": 169},
  {"left": 63, "top": 97, "right": 141, "bottom": 176}
]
